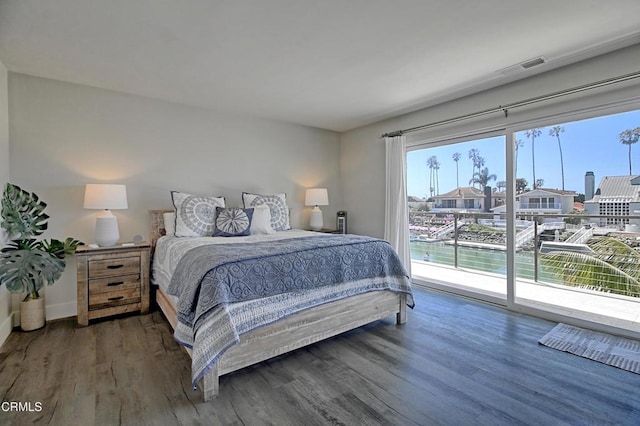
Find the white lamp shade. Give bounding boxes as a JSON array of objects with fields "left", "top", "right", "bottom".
[
  {"left": 84, "top": 184, "right": 128, "bottom": 210},
  {"left": 305, "top": 188, "right": 329, "bottom": 206}
]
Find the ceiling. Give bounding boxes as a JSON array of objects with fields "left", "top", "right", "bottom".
[{"left": 1, "top": 1, "right": 639, "bottom": 132}]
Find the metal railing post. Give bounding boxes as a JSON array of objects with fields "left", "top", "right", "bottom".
[
  {"left": 534, "top": 218, "right": 539, "bottom": 282},
  {"left": 454, "top": 214, "right": 459, "bottom": 268}
]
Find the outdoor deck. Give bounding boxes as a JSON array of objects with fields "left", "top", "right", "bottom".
[{"left": 412, "top": 260, "right": 640, "bottom": 337}]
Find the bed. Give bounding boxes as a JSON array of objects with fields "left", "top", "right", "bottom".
[{"left": 149, "top": 209, "right": 413, "bottom": 401}]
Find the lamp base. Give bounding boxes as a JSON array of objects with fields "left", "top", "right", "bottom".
[
  {"left": 95, "top": 211, "right": 120, "bottom": 247},
  {"left": 309, "top": 207, "right": 324, "bottom": 231}
]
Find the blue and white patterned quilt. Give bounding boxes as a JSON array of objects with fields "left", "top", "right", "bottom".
[{"left": 165, "top": 233, "right": 414, "bottom": 385}]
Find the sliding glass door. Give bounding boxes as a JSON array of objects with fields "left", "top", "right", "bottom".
[
  {"left": 513, "top": 109, "right": 640, "bottom": 330},
  {"left": 409, "top": 106, "right": 640, "bottom": 332},
  {"left": 407, "top": 135, "right": 507, "bottom": 301}
]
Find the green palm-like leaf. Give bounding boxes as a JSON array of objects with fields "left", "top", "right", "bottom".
[
  {"left": 42, "top": 237, "right": 82, "bottom": 259},
  {"left": 0, "top": 242, "right": 65, "bottom": 295},
  {"left": 541, "top": 250, "right": 640, "bottom": 298},
  {"left": 589, "top": 237, "right": 640, "bottom": 279},
  {"left": 0, "top": 184, "right": 81, "bottom": 298},
  {"left": 1, "top": 183, "right": 49, "bottom": 239}
]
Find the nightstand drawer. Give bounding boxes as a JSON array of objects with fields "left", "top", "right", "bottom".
[
  {"left": 89, "top": 287, "right": 141, "bottom": 310},
  {"left": 89, "top": 274, "right": 140, "bottom": 294},
  {"left": 89, "top": 256, "right": 140, "bottom": 278}
]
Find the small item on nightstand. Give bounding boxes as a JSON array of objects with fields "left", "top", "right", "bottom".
[
  {"left": 88, "top": 243, "right": 99, "bottom": 248},
  {"left": 337, "top": 211, "right": 347, "bottom": 234},
  {"left": 122, "top": 242, "right": 135, "bottom": 247}
]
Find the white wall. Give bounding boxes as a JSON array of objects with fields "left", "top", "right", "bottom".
[
  {"left": 340, "top": 43, "right": 640, "bottom": 238},
  {"left": 8, "top": 73, "right": 341, "bottom": 320},
  {"left": 0, "top": 60, "right": 11, "bottom": 346}
]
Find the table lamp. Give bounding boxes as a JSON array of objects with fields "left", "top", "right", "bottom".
[
  {"left": 305, "top": 188, "right": 329, "bottom": 231},
  {"left": 84, "top": 184, "right": 128, "bottom": 246}
]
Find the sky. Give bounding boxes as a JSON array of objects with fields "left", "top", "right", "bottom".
[{"left": 407, "top": 109, "right": 640, "bottom": 199}]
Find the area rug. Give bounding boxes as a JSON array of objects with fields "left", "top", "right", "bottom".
[{"left": 538, "top": 323, "right": 640, "bottom": 374}]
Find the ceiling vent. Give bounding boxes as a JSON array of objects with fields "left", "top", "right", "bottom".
[
  {"left": 520, "top": 56, "right": 547, "bottom": 70},
  {"left": 497, "top": 56, "right": 548, "bottom": 77}
]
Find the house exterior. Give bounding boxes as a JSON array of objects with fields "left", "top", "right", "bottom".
[
  {"left": 515, "top": 188, "right": 576, "bottom": 215},
  {"left": 492, "top": 190, "right": 506, "bottom": 209},
  {"left": 407, "top": 195, "right": 428, "bottom": 210},
  {"left": 491, "top": 188, "right": 577, "bottom": 220},
  {"left": 431, "top": 187, "right": 505, "bottom": 213},
  {"left": 584, "top": 175, "right": 640, "bottom": 227},
  {"left": 432, "top": 187, "right": 485, "bottom": 211}
]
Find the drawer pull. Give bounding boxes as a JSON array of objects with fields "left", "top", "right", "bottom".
[
  {"left": 107, "top": 264, "right": 124, "bottom": 270},
  {"left": 108, "top": 296, "right": 124, "bottom": 301},
  {"left": 107, "top": 281, "right": 124, "bottom": 287}
]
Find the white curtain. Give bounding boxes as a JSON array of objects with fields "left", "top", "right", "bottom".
[{"left": 384, "top": 135, "right": 411, "bottom": 277}]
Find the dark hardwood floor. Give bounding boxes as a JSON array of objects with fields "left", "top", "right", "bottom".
[{"left": 1, "top": 287, "right": 639, "bottom": 425}]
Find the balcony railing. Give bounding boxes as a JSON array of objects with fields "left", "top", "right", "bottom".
[
  {"left": 409, "top": 211, "right": 640, "bottom": 299},
  {"left": 518, "top": 202, "right": 562, "bottom": 209},
  {"left": 432, "top": 204, "right": 480, "bottom": 210}
]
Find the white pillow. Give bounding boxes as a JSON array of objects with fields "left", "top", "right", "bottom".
[
  {"left": 250, "top": 204, "right": 275, "bottom": 234},
  {"left": 163, "top": 212, "right": 176, "bottom": 236},
  {"left": 242, "top": 192, "right": 290, "bottom": 231},
  {"left": 171, "top": 191, "right": 225, "bottom": 237}
]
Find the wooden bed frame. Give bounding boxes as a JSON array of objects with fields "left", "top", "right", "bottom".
[{"left": 149, "top": 210, "right": 407, "bottom": 401}]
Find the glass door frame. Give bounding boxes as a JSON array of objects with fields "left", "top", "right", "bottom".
[{"left": 409, "top": 98, "right": 640, "bottom": 337}]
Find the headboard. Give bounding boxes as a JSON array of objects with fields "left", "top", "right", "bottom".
[{"left": 150, "top": 209, "right": 173, "bottom": 253}]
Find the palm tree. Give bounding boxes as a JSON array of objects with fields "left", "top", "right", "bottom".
[
  {"left": 468, "top": 148, "right": 480, "bottom": 187},
  {"left": 452, "top": 152, "right": 461, "bottom": 188},
  {"left": 469, "top": 167, "right": 497, "bottom": 191},
  {"left": 434, "top": 158, "right": 441, "bottom": 195},
  {"left": 477, "top": 157, "right": 486, "bottom": 189},
  {"left": 514, "top": 138, "right": 524, "bottom": 178},
  {"left": 475, "top": 156, "right": 485, "bottom": 178},
  {"left": 496, "top": 180, "right": 506, "bottom": 192},
  {"left": 619, "top": 127, "right": 640, "bottom": 175},
  {"left": 525, "top": 128, "right": 541, "bottom": 188},
  {"left": 549, "top": 126, "right": 566, "bottom": 191},
  {"left": 426, "top": 155, "right": 438, "bottom": 198},
  {"left": 541, "top": 237, "right": 640, "bottom": 297},
  {"left": 515, "top": 178, "right": 528, "bottom": 194}
]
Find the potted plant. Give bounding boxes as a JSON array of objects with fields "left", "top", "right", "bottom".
[{"left": 0, "top": 183, "right": 81, "bottom": 331}]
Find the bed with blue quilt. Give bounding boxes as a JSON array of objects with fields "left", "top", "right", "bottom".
[{"left": 150, "top": 211, "right": 413, "bottom": 401}]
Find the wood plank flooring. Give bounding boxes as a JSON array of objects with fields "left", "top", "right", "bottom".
[{"left": 1, "top": 287, "right": 639, "bottom": 425}]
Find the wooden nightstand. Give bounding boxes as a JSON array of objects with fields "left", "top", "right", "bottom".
[
  {"left": 311, "top": 228, "right": 340, "bottom": 233},
  {"left": 76, "top": 243, "right": 150, "bottom": 326}
]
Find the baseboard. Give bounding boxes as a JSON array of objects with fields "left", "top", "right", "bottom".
[
  {"left": 45, "top": 301, "right": 77, "bottom": 321},
  {"left": 0, "top": 312, "right": 13, "bottom": 348},
  {"left": 6, "top": 301, "right": 75, "bottom": 330}
]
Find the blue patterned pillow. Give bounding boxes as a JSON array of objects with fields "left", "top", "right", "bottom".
[
  {"left": 242, "top": 192, "right": 290, "bottom": 231},
  {"left": 171, "top": 191, "right": 225, "bottom": 237},
  {"left": 214, "top": 207, "right": 254, "bottom": 237}
]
